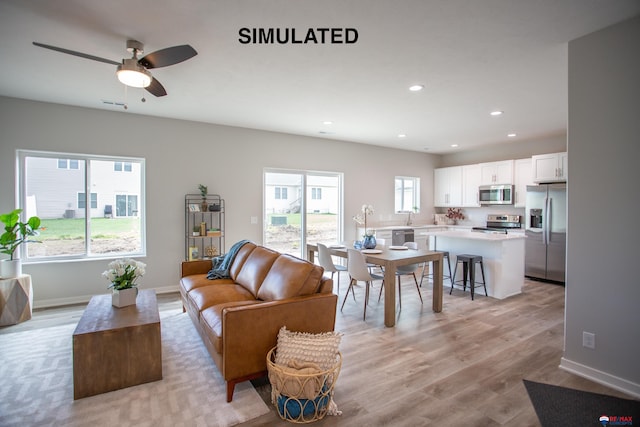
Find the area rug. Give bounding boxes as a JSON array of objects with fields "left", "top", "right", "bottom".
[
  {"left": 523, "top": 379, "right": 640, "bottom": 427},
  {"left": 0, "top": 311, "right": 270, "bottom": 426}
]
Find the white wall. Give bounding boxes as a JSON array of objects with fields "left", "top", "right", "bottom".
[
  {"left": 438, "top": 134, "right": 567, "bottom": 167},
  {"left": 0, "top": 96, "right": 439, "bottom": 307},
  {"left": 562, "top": 15, "right": 640, "bottom": 397}
]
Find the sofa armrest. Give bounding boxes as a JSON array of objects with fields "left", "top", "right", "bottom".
[
  {"left": 221, "top": 293, "right": 338, "bottom": 380},
  {"left": 181, "top": 260, "right": 212, "bottom": 277}
]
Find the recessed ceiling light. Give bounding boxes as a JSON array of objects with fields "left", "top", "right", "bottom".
[
  {"left": 507, "top": 133, "right": 517, "bottom": 138},
  {"left": 490, "top": 110, "right": 503, "bottom": 116},
  {"left": 322, "top": 121, "right": 333, "bottom": 125},
  {"left": 409, "top": 85, "right": 424, "bottom": 92},
  {"left": 451, "top": 144, "right": 459, "bottom": 148},
  {"left": 398, "top": 134, "right": 407, "bottom": 138}
]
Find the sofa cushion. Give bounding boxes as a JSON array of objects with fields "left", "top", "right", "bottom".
[
  {"left": 188, "top": 283, "right": 256, "bottom": 313},
  {"left": 257, "top": 255, "right": 324, "bottom": 301},
  {"left": 228, "top": 242, "right": 257, "bottom": 280},
  {"left": 181, "top": 274, "right": 235, "bottom": 294},
  {"left": 234, "top": 246, "right": 280, "bottom": 297},
  {"left": 200, "top": 300, "right": 262, "bottom": 354}
]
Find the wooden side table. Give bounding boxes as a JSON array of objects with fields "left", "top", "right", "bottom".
[
  {"left": 73, "top": 289, "right": 162, "bottom": 399},
  {"left": 0, "top": 274, "right": 33, "bottom": 326}
]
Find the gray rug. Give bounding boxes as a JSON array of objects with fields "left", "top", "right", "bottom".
[
  {"left": 524, "top": 379, "right": 640, "bottom": 427},
  {"left": 0, "top": 311, "right": 270, "bottom": 426}
]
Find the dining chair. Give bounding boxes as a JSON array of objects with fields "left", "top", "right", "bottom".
[
  {"left": 367, "top": 238, "right": 386, "bottom": 274},
  {"left": 378, "top": 241, "right": 423, "bottom": 308},
  {"left": 317, "top": 243, "right": 347, "bottom": 293},
  {"left": 341, "top": 249, "right": 384, "bottom": 320}
]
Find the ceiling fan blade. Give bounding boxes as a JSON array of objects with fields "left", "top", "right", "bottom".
[
  {"left": 32, "top": 42, "right": 120, "bottom": 66},
  {"left": 145, "top": 77, "right": 167, "bottom": 97},
  {"left": 138, "top": 45, "right": 197, "bottom": 69}
]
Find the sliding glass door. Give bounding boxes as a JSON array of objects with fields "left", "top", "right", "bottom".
[{"left": 264, "top": 170, "right": 342, "bottom": 258}]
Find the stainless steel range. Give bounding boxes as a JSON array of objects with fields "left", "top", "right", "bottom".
[{"left": 472, "top": 214, "right": 521, "bottom": 234}]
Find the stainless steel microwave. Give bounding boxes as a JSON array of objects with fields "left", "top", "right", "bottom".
[{"left": 478, "top": 184, "right": 514, "bottom": 205}]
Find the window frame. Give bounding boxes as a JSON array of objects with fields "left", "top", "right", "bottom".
[
  {"left": 77, "top": 192, "right": 98, "bottom": 209},
  {"left": 17, "top": 149, "right": 146, "bottom": 263},
  {"left": 395, "top": 176, "right": 420, "bottom": 213}
]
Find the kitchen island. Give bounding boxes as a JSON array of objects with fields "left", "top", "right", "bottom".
[{"left": 427, "top": 230, "right": 525, "bottom": 299}]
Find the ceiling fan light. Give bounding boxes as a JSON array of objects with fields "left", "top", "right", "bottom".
[{"left": 117, "top": 59, "right": 152, "bottom": 88}]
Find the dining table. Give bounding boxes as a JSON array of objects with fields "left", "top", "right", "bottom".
[{"left": 306, "top": 243, "right": 444, "bottom": 327}]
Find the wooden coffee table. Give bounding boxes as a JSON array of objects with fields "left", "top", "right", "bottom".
[{"left": 73, "top": 289, "right": 162, "bottom": 399}]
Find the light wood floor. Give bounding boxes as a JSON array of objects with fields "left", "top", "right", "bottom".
[{"left": 3, "top": 276, "right": 636, "bottom": 426}]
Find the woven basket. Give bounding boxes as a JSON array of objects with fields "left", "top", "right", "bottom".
[{"left": 266, "top": 347, "right": 342, "bottom": 423}]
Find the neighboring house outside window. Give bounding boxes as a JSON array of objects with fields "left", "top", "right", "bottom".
[{"left": 17, "top": 150, "right": 145, "bottom": 261}]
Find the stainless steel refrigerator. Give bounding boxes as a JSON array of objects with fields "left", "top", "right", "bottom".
[{"left": 525, "top": 183, "right": 566, "bottom": 283}]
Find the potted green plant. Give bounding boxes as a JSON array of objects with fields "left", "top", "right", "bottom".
[
  {"left": 198, "top": 184, "right": 208, "bottom": 211},
  {"left": 102, "top": 258, "right": 146, "bottom": 308},
  {"left": 0, "top": 209, "right": 41, "bottom": 278}
]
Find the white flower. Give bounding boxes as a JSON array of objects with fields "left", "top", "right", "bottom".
[
  {"left": 102, "top": 258, "right": 146, "bottom": 290},
  {"left": 361, "top": 204, "right": 374, "bottom": 215}
]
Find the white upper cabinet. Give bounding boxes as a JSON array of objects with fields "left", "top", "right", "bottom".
[
  {"left": 479, "top": 160, "right": 514, "bottom": 185},
  {"left": 434, "top": 166, "right": 462, "bottom": 207},
  {"left": 461, "top": 164, "right": 481, "bottom": 207},
  {"left": 532, "top": 152, "right": 567, "bottom": 183},
  {"left": 514, "top": 158, "right": 533, "bottom": 207}
]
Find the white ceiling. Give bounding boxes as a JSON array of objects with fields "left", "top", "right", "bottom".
[{"left": 1, "top": 1, "right": 639, "bottom": 154}]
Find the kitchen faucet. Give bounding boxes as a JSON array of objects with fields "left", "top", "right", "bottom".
[{"left": 406, "top": 211, "right": 412, "bottom": 226}]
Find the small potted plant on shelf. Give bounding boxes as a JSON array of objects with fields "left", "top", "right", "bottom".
[
  {"left": 198, "top": 184, "right": 208, "bottom": 212},
  {"left": 0, "top": 209, "right": 41, "bottom": 278},
  {"left": 102, "top": 258, "right": 146, "bottom": 308}
]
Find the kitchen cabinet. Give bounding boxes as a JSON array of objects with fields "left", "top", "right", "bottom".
[
  {"left": 434, "top": 166, "right": 462, "bottom": 207},
  {"left": 532, "top": 152, "right": 567, "bottom": 183},
  {"left": 461, "top": 164, "right": 481, "bottom": 207},
  {"left": 479, "top": 160, "right": 514, "bottom": 185},
  {"left": 514, "top": 158, "right": 533, "bottom": 207}
]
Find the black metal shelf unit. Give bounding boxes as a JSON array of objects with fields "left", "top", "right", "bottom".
[{"left": 184, "top": 194, "right": 225, "bottom": 261}]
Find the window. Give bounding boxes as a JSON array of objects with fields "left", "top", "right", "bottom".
[
  {"left": 275, "top": 187, "right": 288, "bottom": 200},
  {"left": 114, "top": 161, "right": 132, "bottom": 172},
  {"left": 57, "top": 158, "right": 79, "bottom": 169},
  {"left": 17, "top": 150, "right": 145, "bottom": 261},
  {"left": 264, "top": 170, "right": 342, "bottom": 258},
  {"left": 395, "top": 176, "right": 420, "bottom": 213},
  {"left": 77, "top": 192, "right": 98, "bottom": 209}
]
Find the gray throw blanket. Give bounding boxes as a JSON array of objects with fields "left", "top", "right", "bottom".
[{"left": 206, "top": 239, "right": 251, "bottom": 280}]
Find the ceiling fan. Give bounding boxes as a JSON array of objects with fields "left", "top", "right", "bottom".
[{"left": 32, "top": 40, "right": 197, "bottom": 97}]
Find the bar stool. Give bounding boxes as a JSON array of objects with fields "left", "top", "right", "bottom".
[
  {"left": 420, "top": 251, "right": 453, "bottom": 287},
  {"left": 451, "top": 254, "right": 487, "bottom": 300}
]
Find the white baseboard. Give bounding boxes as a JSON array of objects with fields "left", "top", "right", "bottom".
[
  {"left": 559, "top": 357, "right": 640, "bottom": 399},
  {"left": 34, "top": 285, "right": 180, "bottom": 309}
]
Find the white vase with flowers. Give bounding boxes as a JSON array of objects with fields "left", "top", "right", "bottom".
[{"left": 102, "top": 258, "right": 146, "bottom": 308}]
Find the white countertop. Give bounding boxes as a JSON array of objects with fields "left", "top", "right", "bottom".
[
  {"left": 373, "top": 224, "right": 473, "bottom": 231},
  {"left": 428, "top": 230, "right": 525, "bottom": 241}
]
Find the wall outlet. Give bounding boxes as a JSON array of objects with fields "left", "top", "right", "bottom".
[{"left": 582, "top": 331, "right": 596, "bottom": 349}]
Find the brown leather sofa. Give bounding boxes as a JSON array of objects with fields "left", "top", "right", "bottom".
[{"left": 179, "top": 242, "right": 338, "bottom": 402}]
